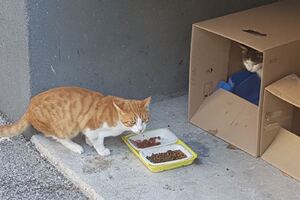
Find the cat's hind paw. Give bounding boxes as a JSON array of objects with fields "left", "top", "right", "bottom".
[
  {"left": 96, "top": 148, "right": 111, "bottom": 156},
  {"left": 71, "top": 145, "right": 84, "bottom": 154}
]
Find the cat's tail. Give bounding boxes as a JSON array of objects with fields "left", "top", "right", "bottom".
[{"left": 0, "top": 113, "right": 30, "bottom": 137}]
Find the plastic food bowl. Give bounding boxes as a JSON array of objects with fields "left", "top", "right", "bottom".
[{"left": 122, "top": 128, "right": 198, "bottom": 172}]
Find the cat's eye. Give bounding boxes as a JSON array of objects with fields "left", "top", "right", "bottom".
[
  {"left": 123, "top": 120, "right": 135, "bottom": 127},
  {"left": 129, "top": 121, "right": 135, "bottom": 126}
]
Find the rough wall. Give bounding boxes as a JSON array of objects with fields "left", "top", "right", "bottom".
[
  {"left": 0, "top": 0, "right": 30, "bottom": 120},
  {"left": 27, "top": 0, "right": 274, "bottom": 101}
]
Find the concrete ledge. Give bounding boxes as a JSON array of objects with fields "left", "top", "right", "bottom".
[
  {"left": 31, "top": 96, "right": 300, "bottom": 200},
  {"left": 31, "top": 135, "right": 104, "bottom": 200}
]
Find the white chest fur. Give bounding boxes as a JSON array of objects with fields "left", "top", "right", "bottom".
[
  {"left": 96, "top": 121, "right": 129, "bottom": 136},
  {"left": 83, "top": 121, "right": 130, "bottom": 142}
]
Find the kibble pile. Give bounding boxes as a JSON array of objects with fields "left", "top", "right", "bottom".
[
  {"left": 146, "top": 150, "right": 187, "bottom": 163},
  {"left": 130, "top": 136, "right": 161, "bottom": 148}
]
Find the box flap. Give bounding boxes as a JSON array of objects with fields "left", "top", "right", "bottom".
[
  {"left": 188, "top": 27, "right": 230, "bottom": 119},
  {"left": 265, "top": 74, "right": 300, "bottom": 108},
  {"left": 194, "top": 0, "right": 300, "bottom": 51},
  {"left": 190, "top": 89, "right": 258, "bottom": 156},
  {"left": 262, "top": 128, "right": 300, "bottom": 181}
]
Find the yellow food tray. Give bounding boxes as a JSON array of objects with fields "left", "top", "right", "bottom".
[{"left": 122, "top": 133, "right": 198, "bottom": 172}]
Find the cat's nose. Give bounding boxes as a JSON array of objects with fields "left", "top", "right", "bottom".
[{"left": 138, "top": 129, "right": 144, "bottom": 134}]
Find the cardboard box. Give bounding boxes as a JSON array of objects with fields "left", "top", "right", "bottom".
[
  {"left": 261, "top": 74, "right": 300, "bottom": 180},
  {"left": 188, "top": 0, "right": 300, "bottom": 156}
]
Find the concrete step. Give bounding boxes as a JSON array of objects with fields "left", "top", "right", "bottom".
[{"left": 31, "top": 96, "right": 300, "bottom": 200}]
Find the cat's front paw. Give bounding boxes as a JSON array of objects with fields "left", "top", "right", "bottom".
[
  {"left": 71, "top": 145, "right": 84, "bottom": 154},
  {"left": 85, "top": 137, "right": 93, "bottom": 147},
  {"left": 96, "top": 148, "right": 111, "bottom": 156}
]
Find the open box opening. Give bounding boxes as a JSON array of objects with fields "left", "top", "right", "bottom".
[
  {"left": 261, "top": 74, "right": 300, "bottom": 180},
  {"left": 189, "top": 28, "right": 261, "bottom": 156},
  {"left": 188, "top": 0, "right": 300, "bottom": 157}
]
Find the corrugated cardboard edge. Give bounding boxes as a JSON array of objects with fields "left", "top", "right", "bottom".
[
  {"left": 190, "top": 89, "right": 259, "bottom": 157},
  {"left": 262, "top": 128, "right": 300, "bottom": 181},
  {"left": 265, "top": 74, "right": 300, "bottom": 108},
  {"left": 189, "top": 0, "right": 300, "bottom": 159},
  {"left": 191, "top": 24, "right": 265, "bottom": 52},
  {"left": 193, "top": 0, "right": 300, "bottom": 52}
]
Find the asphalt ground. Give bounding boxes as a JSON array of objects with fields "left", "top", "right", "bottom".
[{"left": 0, "top": 113, "right": 88, "bottom": 200}]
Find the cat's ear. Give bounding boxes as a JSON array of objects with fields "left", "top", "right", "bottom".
[
  {"left": 239, "top": 44, "right": 248, "bottom": 53},
  {"left": 113, "top": 100, "right": 125, "bottom": 115},
  {"left": 141, "top": 97, "right": 151, "bottom": 109}
]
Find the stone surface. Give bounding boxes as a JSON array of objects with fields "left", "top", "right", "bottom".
[{"left": 32, "top": 96, "right": 300, "bottom": 200}]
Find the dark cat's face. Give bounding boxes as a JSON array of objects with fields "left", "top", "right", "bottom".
[{"left": 240, "top": 45, "right": 263, "bottom": 73}]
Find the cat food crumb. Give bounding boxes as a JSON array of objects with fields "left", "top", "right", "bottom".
[
  {"left": 146, "top": 150, "right": 187, "bottom": 163},
  {"left": 130, "top": 137, "right": 161, "bottom": 148}
]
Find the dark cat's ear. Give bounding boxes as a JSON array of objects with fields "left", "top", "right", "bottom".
[
  {"left": 141, "top": 97, "right": 151, "bottom": 109},
  {"left": 257, "top": 53, "right": 263, "bottom": 59},
  {"left": 239, "top": 44, "right": 248, "bottom": 53}
]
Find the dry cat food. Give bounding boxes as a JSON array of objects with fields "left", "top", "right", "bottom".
[
  {"left": 146, "top": 150, "right": 187, "bottom": 163},
  {"left": 130, "top": 136, "right": 161, "bottom": 148}
]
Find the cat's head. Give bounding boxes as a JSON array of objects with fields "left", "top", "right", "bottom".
[
  {"left": 113, "top": 97, "right": 151, "bottom": 134},
  {"left": 240, "top": 44, "right": 263, "bottom": 72}
]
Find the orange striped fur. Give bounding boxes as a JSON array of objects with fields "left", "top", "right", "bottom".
[{"left": 0, "top": 87, "right": 151, "bottom": 154}]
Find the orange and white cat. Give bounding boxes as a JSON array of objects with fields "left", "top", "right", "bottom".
[{"left": 0, "top": 87, "right": 151, "bottom": 156}]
